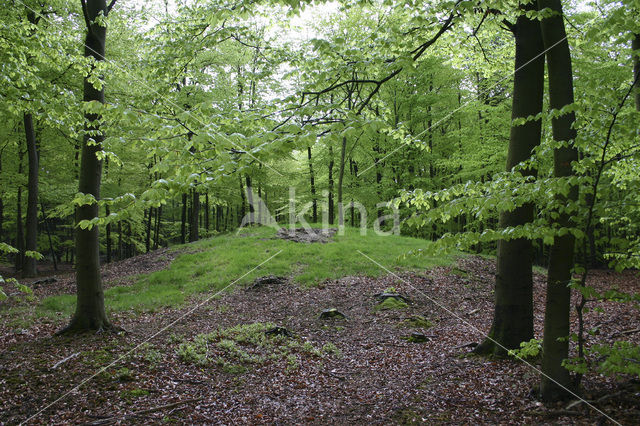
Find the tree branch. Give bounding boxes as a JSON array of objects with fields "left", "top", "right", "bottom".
[
  {"left": 80, "top": 0, "right": 92, "bottom": 30},
  {"left": 106, "top": 0, "right": 118, "bottom": 16}
]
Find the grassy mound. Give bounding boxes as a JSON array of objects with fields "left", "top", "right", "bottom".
[{"left": 38, "top": 226, "right": 457, "bottom": 317}]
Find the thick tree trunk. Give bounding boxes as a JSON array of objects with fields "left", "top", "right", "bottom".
[
  {"left": 62, "top": 0, "right": 115, "bottom": 333},
  {"left": 189, "top": 189, "right": 199, "bottom": 242},
  {"left": 538, "top": 0, "right": 579, "bottom": 401},
  {"left": 474, "top": 2, "right": 544, "bottom": 356},
  {"left": 307, "top": 146, "right": 317, "bottom": 222},
  {"left": 633, "top": 33, "right": 640, "bottom": 111}
]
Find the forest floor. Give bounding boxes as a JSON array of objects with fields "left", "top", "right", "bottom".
[{"left": 1, "top": 230, "right": 640, "bottom": 424}]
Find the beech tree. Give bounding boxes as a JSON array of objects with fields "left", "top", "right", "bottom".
[
  {"left": 474, "top": 1, "right": 544, "bottom": 356},
  {"left": 61, "top": 0, "right": 117, "bottom": 333}
]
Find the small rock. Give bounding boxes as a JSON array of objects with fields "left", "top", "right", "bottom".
[
  {"left": 373, "top": 292, "right": 411, "bottom": 304},
  {"left": 247, "top": 275, "right": 286, "bottom": 290},
  {"left": 320, "top": 308, "right": 347, "bottom": 320}
]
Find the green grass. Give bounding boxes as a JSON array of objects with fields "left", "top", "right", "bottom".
[{"left": 32, "top": 226, "right": 457, "bottom": 317}]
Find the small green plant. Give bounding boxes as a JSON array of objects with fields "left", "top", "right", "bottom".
[
  {"left": 508, "top": 338, "right": 542, "bottom": 360},
  {"left": 139, "top": 343, "right": 162, "bottom": 366},
  {"left": 177, "top": 338, "right": 208, "bottom": 366},
  {"left": 285, "top": 354, "right": 299, "bottom": 372},
  {"left": 116, "top": 367, "right": 133, "bottom": 382},
  {"left": 121, "top": 388, "right": 149, "bottom": 401},
  {"left": 322, "top": 342, "right": 341, "bottom": 357},
  {"left": 399, "top": 315, "right": 433, "bottom": 328}
]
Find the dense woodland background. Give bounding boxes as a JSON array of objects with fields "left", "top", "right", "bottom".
[{"left": 1, "top": 0, "right": 640, "bottom": 420}]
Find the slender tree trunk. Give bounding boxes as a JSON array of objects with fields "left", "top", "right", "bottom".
[
  {"left": 153, "top": 206, "right": 161, "bottom": 249},
  {"left": 181, "top": 193, "right": 187, "bottom": 244},
  {"left": 41, "top": 203, "right": 57, "bottom": 271},
  {"left": 238, "top": 177, "right": 246, "bottom": 226},
  {"left": 474, "top": 2, "right": 544, "bottom": 356},
  {"left": 538, "top": 0, "right": 579, "bottom": 401},
  {"left": 0, "top": 152, "right": 3, "bottom": 242},
  {"left": 258, "top": 184, "right": 262, "bottom": 224},
  {"left": 633, "top": 33, "right": 640, "bottom": 111},
  {"left": 307, "top": 146, "right": 317, "bottom": 222},
  {"left": 205, "top": 194, "right": 210, "bottom": 231},
  {"left": 145, "top": 208, "right": 152, "bottom": 252},
  {"left": 337, "top": 137, "right": 347, "bottom": 227},
  {"left": 328, "top": 145, "right": 335, "bottom": 225},
  {"left": 23, "top": 113, "right": 39, "bottom": 277},
  {"left": 105, "top": 204, "right": 111, "bottom": 263},
  {"left": 62, "top": 0, "right": 116, "bottom": 333},
  {"left": 117, "top": 221, "right": 122, "bottom": 260},
  {"left": 189, "top": 189, "right": 199, "bottom": 242},
  {"left": 246, "top": 175, "right": 254, "bottom": 224}
]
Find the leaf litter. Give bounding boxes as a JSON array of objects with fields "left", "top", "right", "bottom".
[{"left": 0, "top": 254, "right": 639, "bottom": 424}]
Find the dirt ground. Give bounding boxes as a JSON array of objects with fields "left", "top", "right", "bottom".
[{"left": 1, "top": 252, "right": 639, "bottom": 425}]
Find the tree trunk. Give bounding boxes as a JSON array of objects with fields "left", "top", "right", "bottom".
[
  {"left": 538, "top": 0, "right": 579, "bottom": 401},
  {"left": 105, "top": 204, "right": 111, "bottom": 263},
  {"left": 189, "top": 189, "right": 199, "bottom": 242},
  {"left": 154, "top": 206, "right": 161, "bottom": 249},
  {"left": 205, "top": 194, "right": 210, "bottom": 231},
  {"left": 15, "top": 150, "right": 25, "bottom": 272},
  {"left": 246, "top": 175, "right": 254, "bottom": 224},
  {"left": 41, "top": 203, "right": 57, "bottom": 271},
  {"left": 337, "top": 137, "right": 347, "bottom": 227},
  {"left": 0, "top": 151, "right": 3, "bottom": 242},
  {"left": 633, "top": 33, "right": 640, "bottom": 111},
  {"left": 474, "top": 2, "right": 544, "bottom": 356},
  {"left": 238, "top": 176, "right": 246, "bottom": 226},
  {"left": 307, "top": 146, "right": 317, "bottom": 222},
  {"left": 181, "top": 193, "right": 187, "bottom": 244},
  {"left": 62, "top": 0, "right": 115, "bottom": 333},
  {"left": 328, "top": 145, "right": 335, "bottom": 225},
  {"left": 145, "top": 208, "right": 152, "bottom": 252},
  {"left": 23, "top": 113, "right": 39, "bottom": 277}
]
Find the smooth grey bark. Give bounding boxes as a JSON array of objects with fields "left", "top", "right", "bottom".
[
  {"left": 61, "top": 0, "right": 116, "bottom": 333},
  {"left": 474, "top": 1, "right": 544, "bottom": 356},
  {"left": 538, "top": 0, "right": 579, "bottom": 401},
  {"left": 23, "top": 113, "right": 39, "bottom": 277}
]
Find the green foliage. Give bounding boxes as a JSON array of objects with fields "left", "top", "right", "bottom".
[
  {"left": 176, "top": 322, "right": 336, "bottom": 373},
  {"left": 564, "top": 342, "right": 640, "bottom": 378},
  {"left": 508, "top": 338, "right": 543, "bottom": 360}
]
